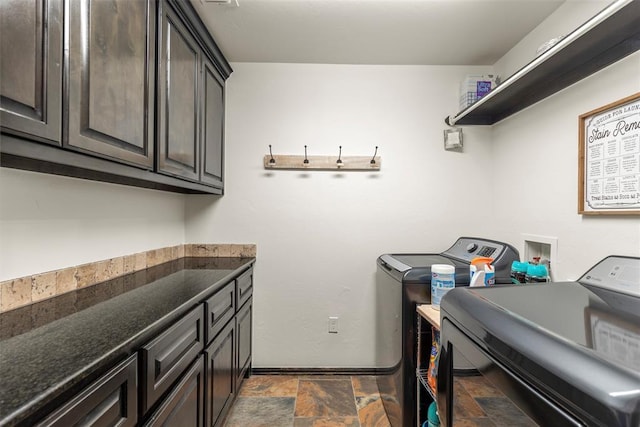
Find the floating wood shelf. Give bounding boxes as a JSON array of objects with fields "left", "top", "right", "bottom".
[
  {"left": 445, "top": 0, "right": 640, "bottom": 126},
  {"left": 263, "top": 155, "right": 381, "bottom": 171}
]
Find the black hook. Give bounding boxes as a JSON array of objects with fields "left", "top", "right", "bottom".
[
  {"left": 370, "top": 146, "right": 378, "bottom": 164},
  {"left": 303, "top": 145, "right": 309, "bottom": 164},
  {"left": 268, "top": 145, "right": 276, "bottom": 164},
  {"left": 336, "top": 146, "right": 343, "bottom": 165}
]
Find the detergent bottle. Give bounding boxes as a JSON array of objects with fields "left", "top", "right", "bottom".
[
  {"left": 510, "top": 261, "right": 529, "bottom": 284},
  {"left": 469, "top": 257, "right": 495, "bottom": 287},
  {"left": 525, "top": 264, "right": 549, "bottom": 283}
]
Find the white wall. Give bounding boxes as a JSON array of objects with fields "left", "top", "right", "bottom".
[
  {"left": 3, "top": 0, "right": 636, "bottom": 371},
  {"left": 186, "top": 63, "right": 495, "bottom": 368},
  {"left": 493, "top": 0, "right": 609, "bottom": 80},
  {"left": 489, "top": 19, "right": 640, "bottom": 280},
  {"left": 0, "top": 168, "right": 186, "bottom": 281}
]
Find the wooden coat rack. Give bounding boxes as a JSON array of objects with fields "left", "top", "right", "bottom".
[{"left": 263, "top": 146, "right": 381, "bottom": 171}]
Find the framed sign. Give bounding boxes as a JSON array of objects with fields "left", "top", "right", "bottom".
[{"left": 578, "top": 93, "right": 640, "bottom": 215}]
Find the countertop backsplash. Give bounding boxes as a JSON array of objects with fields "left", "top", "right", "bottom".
[{"left": 0, "top": 243, "right": 257, "bottom": 313}]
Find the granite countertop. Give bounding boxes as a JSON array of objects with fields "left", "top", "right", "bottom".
[{"left": 0, "top": 257, "right": 255, "bottom": 427}]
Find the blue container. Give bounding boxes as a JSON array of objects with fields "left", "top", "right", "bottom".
[
  {"left": 427, "top": 401, "right": 440, "bottom": 427},
  {"left": 510, "top": 261, "right": 529, "bottom": 284},
  {"left": 525, "top": 264, "right": 549, "bottom": 283},
  {"left": 431, "top": 264, "right": 455, "bottom": 310}
]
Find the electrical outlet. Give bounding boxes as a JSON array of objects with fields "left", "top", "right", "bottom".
[{"left": 328, "top": 316, "right": 338, "bottom": 334}]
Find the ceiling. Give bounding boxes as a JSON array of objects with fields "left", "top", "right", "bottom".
[{"left": 190, "top": 0, "right": 565, "bottom": 66}]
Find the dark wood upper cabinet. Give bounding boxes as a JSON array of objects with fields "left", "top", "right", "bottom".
[
  {"left": 157, "top": 2, "right": 201, "bottom": 181},
  {"left": 0, "top": 0, "right": 232, "bottom": 194},
  {"left": 0, "top": 0, "right": 63, "bottom": 145},
  {"left": 200, "top": 58, "right": 225, "bottom": 189},
  {"left": 65, "top": 0, "right": 155, "bottom": 168}
]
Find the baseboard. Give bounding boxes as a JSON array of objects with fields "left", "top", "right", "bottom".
[{"left": 250, "top": 367, "right": 383, "bottom": 376}]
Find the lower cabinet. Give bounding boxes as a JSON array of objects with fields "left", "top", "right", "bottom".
[
  {"left": 205, "top": 270, "right": 253, "bottom": 427},
  {"left": 143, "top": 356, "right": 205, "bottom": 427},
  {"left": 205, "top": 281, "right": 235, "bottom": 344},
  {"left": 236, "top": 299, "right": 252, "bottom": 389},
  {"left": 140, "top": 306, "right": 204, "bottom": 415},
  {"left": 37, "top": 355, "right": 138, "bottom": 427},
  {"left": 33, "top": 266, "right": 253, "bottom": 427},
  {"left": 206, "top": 319, "right": 236, "bottom": 427}
]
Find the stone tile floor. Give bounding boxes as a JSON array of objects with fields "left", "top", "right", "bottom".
[{"left": 223, "top": 375, "right": 392, "bottom": 427}]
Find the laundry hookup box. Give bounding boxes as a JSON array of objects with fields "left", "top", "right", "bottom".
[{"left": 459, "top": 74, "right": 498, "bottom": 110}]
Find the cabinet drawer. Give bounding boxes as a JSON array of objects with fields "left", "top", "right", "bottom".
[
  {"left": 143, "top": 355, "right": 205, "bottom": 427},
  {"left": 141, "top": 306, "right": 204, "bottom": 414},
  {"left": 37, "top": 354, "right": 137, "bottom": 427},
  {"left": 205, "top": 281, "right": 235, "bottom": 344},
  {"left": 236, "top": 269, "right": 253, "bottom": 310}
]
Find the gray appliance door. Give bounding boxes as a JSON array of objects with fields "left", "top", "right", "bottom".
[
  {"left": 375, "top": 262, "right": 402, "bottom": 369},
  {"left": 440, "top": 278, "right": 640, "bottom": 426},
  {"left": 438, "top": 318, "right": 581, "bottom": 427},
  {"left": 375, "top": 261, "right": 403, "bottom": 427}
]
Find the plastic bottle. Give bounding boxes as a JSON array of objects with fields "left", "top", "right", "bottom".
[
  {"left": 427, "top": 401, "right": 440, "bottom": 427},
  {"left": 485, "top": 263, "right": 495, "bottom": 286},
  {"left": 427, "top": 327, "right": 440, "bottom": 392},
  {"left": 510, "top": 261, "right": 519, "bottom": 284},
  {"left": 510, "top": 261, "right": 529, "bottom": 284},
  {"left": 470, "top": 257, "right": 494, "bottom": 286},
  {"left": 469, "top": 270, "right": 485, "bottom": 287},
  {"left": 524, "top": 264, "right": 549, "bottom": 283},
  {"left": 431, "top": 264, "right": 455, "bottom": 310}
]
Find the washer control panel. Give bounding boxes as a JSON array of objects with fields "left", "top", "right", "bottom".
[
  {"left": 443, "top": 237, "right": 505, "bottom": 263},
  {"left": 579, "top": 256, "right": 640, "bottom": 297}
]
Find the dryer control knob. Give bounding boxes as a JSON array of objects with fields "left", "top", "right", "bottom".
[{"left": 466, "top": 243, "right": 478, "bottom": 252}]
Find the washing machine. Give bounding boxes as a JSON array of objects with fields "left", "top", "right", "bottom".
[{"left": 376, "top": 237, "right": 520, "bottom": 427}]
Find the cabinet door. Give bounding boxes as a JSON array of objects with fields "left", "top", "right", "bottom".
[
  {"left": 157, "top": 1, "right": 200, "bottom": 181},
  {"left": 236, "top": 298, "right": 252, "bottom": 391},
  {"left": 206, "top": 320, "right": 235, "bottom": 427},
  {"left": 143, "top": 355, "right": 205, "bottom": 427},
  {"left": 37, "top": 355, "right": 137, "bottom": 427},
  {"left": 0, "top": 0, "right": 62, "bottom": 144},
  {"left": 200, "top": 58, "right": 224, "bottom": 188},
  {"left": 141, "top": 306, "right": 204, "bottom": 414},
  {"left": 65, "top": 0, "right": 155, "bottom": 168}
]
